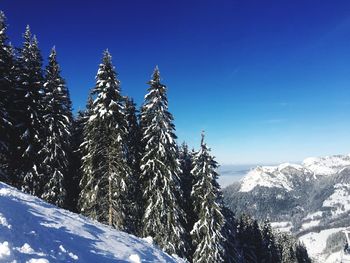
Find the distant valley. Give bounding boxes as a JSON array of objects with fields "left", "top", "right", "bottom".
[{"left": 222, "top": 154, "right": 350, "bottom": 262}]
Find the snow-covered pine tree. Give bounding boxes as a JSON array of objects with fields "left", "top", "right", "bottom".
[
  {"left": 124, "top": 97, "right": 142, "bottom": 234},
  {"left": 79, "top": 50, "right": 130, "bottom": 230},
  {"left": 190, "top": 132, "right": 226, "bottom": 263},
  {"left": 0, "top": 11, "right": 15, "bottom": 182},
  {"left": 13, "top": 26, "right": 45, "bottom": 195},
  {"left": 40, "top": 48, "right": 73, "bottom": 207},
  {"left": 140, "top": 66, "right": 187, "bottom": 256}
]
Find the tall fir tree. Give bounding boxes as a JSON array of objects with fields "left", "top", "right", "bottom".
[
  {"left": 140, "top": 66, "right": 187, "bottom": 256},
  {"left": 12, "top": 26, "right": 45, "bottom": 195},
  {"left": 66, "top": 108, "right": 87, "bottom": 212},
  {"left": 79, "top": 50, "right": 130, "bottom": 230},
  {"left": 124, "top": 97, "right": 142, "bottom": 234},
  {"left": 40, "top": 48, "right": 73, "bottom": 207},
  {"left": 0, "top": 11, "right": 15, "bottom": 182},
  {"left": 179, "top": 143, "right": 195, "bottom": 233},
  {"left": 262, "top": 220, "right": 280, "bottom": 263},
  {"left": 190, "top": 132, "right": 226, "bottom": 263},
  {"left": 222, "top": 207, "right": 243, "bottom": 263}
]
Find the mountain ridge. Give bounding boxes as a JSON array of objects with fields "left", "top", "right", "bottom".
[{"left": 223, "top": 154, "right": 350, "bottom": 262}]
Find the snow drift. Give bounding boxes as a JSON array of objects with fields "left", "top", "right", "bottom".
[{"left": 0, "top": 182, "right": 180, "bottom": 263}]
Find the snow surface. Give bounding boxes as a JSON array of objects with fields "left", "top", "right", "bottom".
[
  {"left": 270, "top": 221, "right": 293, "bottom": 232},
  {"left": 303, "top": 154, "right": 350, "bottom": 176},
  {"left": 239, "top": 154, "right": 350, "bottom": 192},
  {"left": 299, "top": 227, "right": 347, "bottom": 262},
  {"left": 323, "top": 183, "right": 350, "bottom": 215},
  {"left": 239, "top": 164, "right": 301, "bottom": 192},
  {"left": 0, "top": 182, "right": 182, "bottom": 263}
]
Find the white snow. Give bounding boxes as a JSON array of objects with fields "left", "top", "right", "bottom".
[
  {"left": 240, "top": 165, "right": 297, "bottom": 192},
  {"left": 301, "top": 220, "right": 320, "bottom": 230},
  {"left": 0, "top": 182, "right": 181, "bottom": 263},
  {"left": 129, "top": 254, "right": 141, "bottom": 263},
  {"left": 299, "top": 227, "right": 346, "bottom": 262},
  {"left": 18, "top": 243, "right": 35, "bottom": 254},
  {"left": 0, "top": 241, "right": 11, "bottom": 258},
  {"left": 0, "top": 212, "right": 12, "bottom": 229},
  {"left": 323, "top": 183, "right": 350, "bottom": 215},
  {"left": 303, "top": 154, "right": 350, "bottom": 176},
  {"left": 26, "top": 259, "right": 49, "bottom": 263},
  {"left": 270, "top": 221, "right": 293, "bottom": 232},
  {"left": 239, "top": 154, "right": 350, "bottom": 192}
]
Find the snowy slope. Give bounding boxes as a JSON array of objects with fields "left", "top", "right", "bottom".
[
  {"left": 239, "top": 154, "right": 350, "bottom": 192},
  {"left": 223, "top": 154, "right": 350, "bottom": 262},
  {"left": 0, "top": 182, "right": 181, "bottom": 263}
]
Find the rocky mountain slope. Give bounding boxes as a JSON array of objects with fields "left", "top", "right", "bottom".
[
  {"left": 223, "top": 154, "right": 350, "bottom": 262},
  {"left": 0, "top": 182, "right": 181, "bottom": 263}
]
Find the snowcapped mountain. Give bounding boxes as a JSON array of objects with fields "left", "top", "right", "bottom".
[
  {"left": 0, "top": 182, "right": 182, "bottom": 263},
  {"left": 223, "top": 154, "right": 350, "bottom": 262}
]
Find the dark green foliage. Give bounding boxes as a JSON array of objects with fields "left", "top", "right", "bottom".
[
  {"left": 295, "top": 243, "right": 311, "bottom": 263},
  {"left": 12, "top": 26, "right": 45, "bottom": 195},
  {"left": 124, "top": 97, "right": 142, "bottom": 234},
  {"left": 262, "top": 220, "right": 280, "bottom": 263},
  {"left": 40, "top": 48, "right": 73, "bottom": 207},
  {"left": 0, "top": 11, "right": 15, "bottom": 182},
  {"left": 79, "top": 50, "right": 130, "bottom": 230},
  {"left": 190, "top": 133, "right": 225, "bottom": 263},
  {"left": 179, "top": 142, "right": 195, "bottom": 233},
  {"left": 65, "top": 110, "right": 86, "bottom": 212},
  {"left": 140, "top": 66, "right": 187, "bottom": 256}
]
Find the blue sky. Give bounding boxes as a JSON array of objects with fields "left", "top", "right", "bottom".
[{"left": 2, "top": 0, "right": 350, "bottom": 164}]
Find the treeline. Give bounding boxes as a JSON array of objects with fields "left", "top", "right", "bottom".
[{"left": 0, "top": 11, "right": 311, "bottom": 263}]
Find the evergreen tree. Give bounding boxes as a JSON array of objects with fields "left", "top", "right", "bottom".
[
  {"left": 179, "top": 142, "right": 195, "bottom": 233},
  {"left": 190, "top": 132, "right": 226, "bottom": 263},
  {"left": 140, "top": 66, "right": 187, "bottom": 256},
  {"left": 124, "top": 97, "right": 142, "bottom": 234},
  {"left": 236, "top": 214, "right": 259, "bottom": 262},
  {"left": 65, "top": 109, "right": 86, "bottom": 212},
  {"left": 222, "top": 206, "right": 243, "bottom": 263},
  {"left": 295, "top": 242, "right": 311, "bottom": 263},
  {"left": 0, "top": 11, "right": 15, "bottom": 182},
  {"left": 13, "top": 26, "right": 45, "bottom": 195},
  {"left": 40, "top": 48, "right": 72, "bottom": 207},
  {"left": 79, "top": 50, "right": 130, "bottom": 230},
  {"left": 262, "top": 220, "right": 280, "bottom": 263}
]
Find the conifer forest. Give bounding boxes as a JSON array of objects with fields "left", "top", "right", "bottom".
[{"left": 0, "top": 10, "right": 312, "bottom": 263}]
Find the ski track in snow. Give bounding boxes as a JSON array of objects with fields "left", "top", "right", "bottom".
[{"left": 0, "top": 182, "right": 181, "bottom": 263}]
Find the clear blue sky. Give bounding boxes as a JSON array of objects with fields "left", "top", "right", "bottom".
[{"left": 2, "top": 0, "right": 350, "bottom": 164}]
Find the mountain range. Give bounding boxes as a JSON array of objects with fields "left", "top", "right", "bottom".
[{"left": 223, "top": 154, "right": 350, "bottom": 262}]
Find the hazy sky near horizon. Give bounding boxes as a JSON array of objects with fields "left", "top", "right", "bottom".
[{"left": 2, "top": 0, "right": 350, "bottom": 164}]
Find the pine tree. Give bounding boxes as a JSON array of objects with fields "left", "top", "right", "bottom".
[
  {"left": 262, "top": 220, "right": 280, "bottom": 263},
  {"left": 236, "top": 214, "right": 258, "bottom": 262},
  {"left": 222, "top": 206, "right": 243, "bottom": 263},
  {"left": 40, "top": 48, "right": 72, "bottom": 207},
  {"left": 65, "top": 109, "right": 86, "bottom": 212},
  {"left": 124, "top": 97, "right": 142, "bottom": 234},
  {"left": 12, "top": 26, "right": 45, "bottom": 195},
  {"left": 190, "top": 132, "right": 226, "bottom": 263},
  {"left": 140, "top": 66, "right": 187, "bottom": 256},
  {"left": 79, "top": 50, "right": 130, "bottom": 230},
  {"left": 179, "top": 142, "right": 195, "bottom": 233},
  {"left": 295, "top": 242, "right": 311, "bottom": 263},
  {"left": 0, "top": 11, "right": 15, "bottom": 182}
]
